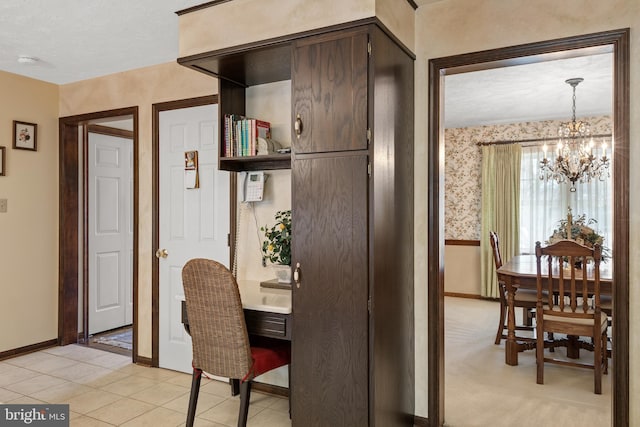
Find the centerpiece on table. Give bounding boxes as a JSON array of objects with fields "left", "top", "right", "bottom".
[
  {"left": 261, "top": 210, "right": 292, "bottom": 283},
  {"left": 547, "top": 207, "right": 610, "bottom": 265}
]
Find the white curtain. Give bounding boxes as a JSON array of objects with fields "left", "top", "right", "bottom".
[{"left": 519, "top": 145, "right": 613, "bottom": 255}]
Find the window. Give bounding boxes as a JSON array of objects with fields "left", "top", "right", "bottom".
[{"left": 519, "top": 145, "right": 612, "bottom": 255}]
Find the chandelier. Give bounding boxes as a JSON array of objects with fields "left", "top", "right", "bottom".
[{"left": 539, "top": 77, "right": 610, "bottom": 192}]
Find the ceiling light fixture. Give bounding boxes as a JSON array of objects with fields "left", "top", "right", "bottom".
[
  {"left": 17, "top": 55, "right": 39, "bottom": 64},
  {"left": 539, "top": 77, "right": 610, "bottom": 192}
]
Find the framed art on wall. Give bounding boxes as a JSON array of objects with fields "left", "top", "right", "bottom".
[
  {"left": 0, "top": 146, "right": 5, "bottom": 176},
  {"left": 13, "top": 120, "right": 37, "bottom": 151}
]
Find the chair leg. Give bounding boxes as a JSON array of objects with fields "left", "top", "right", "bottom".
[
  {"left": 594, "top": 331, "right": 602, "bottom": 394},
  {"left": 495, "top": 285, "right": 507, "bottom": 345},
  {"left": 603, "top": 330, "right": 609, "bottom": 375},
  {"left": 238, "top": 380, "right": 252, "bottom": 427},
  {"left": 186, "top": 368, "right": 202, "bottom": 427},
  {"left": 536, "top": 322, "right": 544, "bottom": 385},
  {"left": 523, "top": 307, "right": 533, "bottom": 327}
]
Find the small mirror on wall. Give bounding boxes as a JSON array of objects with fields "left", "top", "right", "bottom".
[{"left": 13, "top": 120, "right": 37, "bottom": 151}]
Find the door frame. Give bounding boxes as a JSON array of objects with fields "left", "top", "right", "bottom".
[
  {"left": 151, "top": 95, "right": 229, "bottom": 367},
  {"left": 427, "top": 30, "right": 630, "bottom": 426},
  {"left": 58, "top": 107, "right": 139, "bottom": 359}
]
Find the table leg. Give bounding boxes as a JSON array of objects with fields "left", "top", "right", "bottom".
[
  {"left": 505, "top": 280, "right": 519, "bottom": 366},
  {"left": 566, "top": 335, "right": 581, "bottom": 359}
]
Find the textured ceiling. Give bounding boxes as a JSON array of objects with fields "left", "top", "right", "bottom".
[
  {"left": 0, "top": 0, "right": 205, "bottom": 85},
  {"left": 0, "top": 1, "right": 613, "bottom": 129},
  {"left": 444, "top": 53, "right": 613, "bottom": 128}
]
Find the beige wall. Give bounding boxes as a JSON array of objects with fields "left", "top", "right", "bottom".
[
  {"left": 178, "top": 0, "right": 414, "bottom": 58},
  {"left": 444, "top": 245, "right": 481, "bottom": 295},
  {"left": 60, "top": 62, "right": 218, "bottom": 358},
  {"left": 0, "top": 71, "right": 59, "bottom": 352},
  {"left": 415, "top": 0, "right": 639, "bottom": 421}
]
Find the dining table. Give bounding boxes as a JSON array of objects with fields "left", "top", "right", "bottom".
[{"left": 497, "top": 254, "right": 612, "bottom": 366}]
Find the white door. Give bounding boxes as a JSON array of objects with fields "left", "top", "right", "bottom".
[
  {"left": 158, "top": 104, "right": 230, "bottom": 373},
  {"left": 88, "top": 132, "right": 133, "bottom": 334}
]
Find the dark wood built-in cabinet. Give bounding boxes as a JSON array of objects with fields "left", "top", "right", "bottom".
[{"left": 178, "top": 18, "right": 414, "bottom": 427}]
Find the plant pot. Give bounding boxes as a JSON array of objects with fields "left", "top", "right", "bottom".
[{"left": 272, "top": 265, "right": 292, "bottom": 283}]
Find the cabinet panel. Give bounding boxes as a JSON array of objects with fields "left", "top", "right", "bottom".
[
  {"left": 292, "top": 31, "right": 369, "bottom": 154},
  {"left": 291, "top": 154, "right": 369, "bottom": 426}
]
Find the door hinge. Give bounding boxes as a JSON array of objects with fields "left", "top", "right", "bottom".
[
  {"left": 368, "top": 297, "right": 372, "bottom": 313},
  {"left": 227, "top": 233, "right": 231, "bottom": 247},
  {"left": 368, "top": 41, "right": 372, "bottom": 56},
  {"left": 367, "top": 162, "right": 372, "bottom": 177}
]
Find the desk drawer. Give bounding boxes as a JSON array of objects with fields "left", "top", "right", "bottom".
[
  {"left": 181, "top": 301, "right": 291, "bottom": 341},
  {"left": 244, "top": 310, "right": 291, "bottom": 341}
]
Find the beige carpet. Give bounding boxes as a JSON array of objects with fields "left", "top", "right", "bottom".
[{"left": 444, "top": 296, "right": 611, "bottom": 427}]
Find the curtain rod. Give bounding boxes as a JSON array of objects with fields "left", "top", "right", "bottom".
[{"left": 475, "top": 133, "right": 612, "bottom": 147}]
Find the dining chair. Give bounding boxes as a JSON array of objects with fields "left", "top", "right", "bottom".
[
  {"left": 182, "top": 258, "right": 291, "bottom": 427},
  {"left": 535, "top": 240, "right": 608, "bottom": 394},
  {"left": 490, "top": 231, "right": 537, "bottom": 345}
]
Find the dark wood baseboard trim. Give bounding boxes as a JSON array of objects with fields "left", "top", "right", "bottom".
[
  {"left": 445, "top": 239, "right": 480, "bottom": 246},
  {"left": 413, "top": 414, "right": 428, "bottom": 426},
  {"left": 135, "top": 355, "right": 153, "bottom": 366},
  {"left": 252, "top": 381, "right": 289, "bottom": 398},
  {"left": 0, "top": 339, "right": 58, "bottom": 361},
  {"left": 444, "top": 291, "right": 482, "bottom": 300}
]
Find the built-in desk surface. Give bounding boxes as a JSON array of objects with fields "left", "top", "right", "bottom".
[
  {"left": 237, "top": 279, "right": 291, "bottom": 314},
  {"left": 181, "top": 279, "right": 292, "bottom": 341}
]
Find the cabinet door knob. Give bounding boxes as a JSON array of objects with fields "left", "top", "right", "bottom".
[
  {"left": 294, "top": 114, "right": 303, "bottom": 139},
  {"left": 294, "top": 262, "right": 301, "bottom": 288}
]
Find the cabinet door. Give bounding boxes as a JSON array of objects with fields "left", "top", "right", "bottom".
[
  {"left": 291, "top": 154, "right": 369, "bottom": 426},
  {"left": 292, "top": 30, "right": 369, "bottom": 154}
]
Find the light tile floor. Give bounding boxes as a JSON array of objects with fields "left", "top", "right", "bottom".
[{"left": 0, "top": 345, "right": 291, "bottom": 426}]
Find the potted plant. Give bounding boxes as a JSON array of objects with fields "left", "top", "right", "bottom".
[
  {"left": 547, "top": 207, "right": 610, "bottom": 265},
  {"left": 261, "top": 210, "right": 292, "bottom": 282}
]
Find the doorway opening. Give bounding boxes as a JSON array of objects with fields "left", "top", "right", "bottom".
[
  {"left": 58, "top": 107, "right": 139, "bottom": 362},
  {"left": 427, "top": 30, "right": 629, "bottom": 426},
  {"left": 88, "top": 326, "right": 133, "bottom": 356}
]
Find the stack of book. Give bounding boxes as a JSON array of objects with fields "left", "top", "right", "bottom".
[{"left": 224, "top": 114, "right": 270, "bottom": 157}]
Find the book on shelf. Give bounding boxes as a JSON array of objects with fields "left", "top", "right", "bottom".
[{"left": 223, "top": 114, "right": 272, "bottom": 158}]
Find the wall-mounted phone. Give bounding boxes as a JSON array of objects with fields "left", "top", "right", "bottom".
[{"left": 242, "top": 171, "right": 265, "bottom": 202}]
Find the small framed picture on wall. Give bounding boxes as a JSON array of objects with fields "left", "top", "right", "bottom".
[
  {"left": 0, "top": 146, "right": 5, "bottom": 176},
  {"left": 13, "top": 120, "right": 37, "bottom": 151}
]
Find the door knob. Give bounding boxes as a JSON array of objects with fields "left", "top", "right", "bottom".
[
  {"left": 294, "top": 114, "right": 303, "bottom": 139},
  {"left": 155, "top": 248, "right": 168, "bottom": 259}
]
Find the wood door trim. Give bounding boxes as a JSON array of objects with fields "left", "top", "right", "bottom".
[
  {"left": 151, "top": 95, "right": 219, "bottom": 367},
  {"left": 428, "top": 29, "right": 630, "bottom": 427},
  {"left": 87, "top": 124, "right": 134, "bottom": 139},
  {"left": 58, "top": 106, "right": 139, "bottom": 360}
]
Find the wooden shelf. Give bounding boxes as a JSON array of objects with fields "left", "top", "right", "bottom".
[
  {"left": 219, "top": 153, "right": 291, "bottom": 172},
  {"left": 179, "top": 42, "right": 292, "bottom": 87}
]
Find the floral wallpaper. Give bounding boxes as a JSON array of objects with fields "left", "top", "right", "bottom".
[{"left": 444, "top": 116, "right": 612, "bottom": 240}]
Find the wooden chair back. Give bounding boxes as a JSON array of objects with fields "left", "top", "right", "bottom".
[
  {"left": 535, "top": 240, "right": 602, "bottom": 317},
  {"left": 489, "top": 230, "right": 503, "bottom": 269}
]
